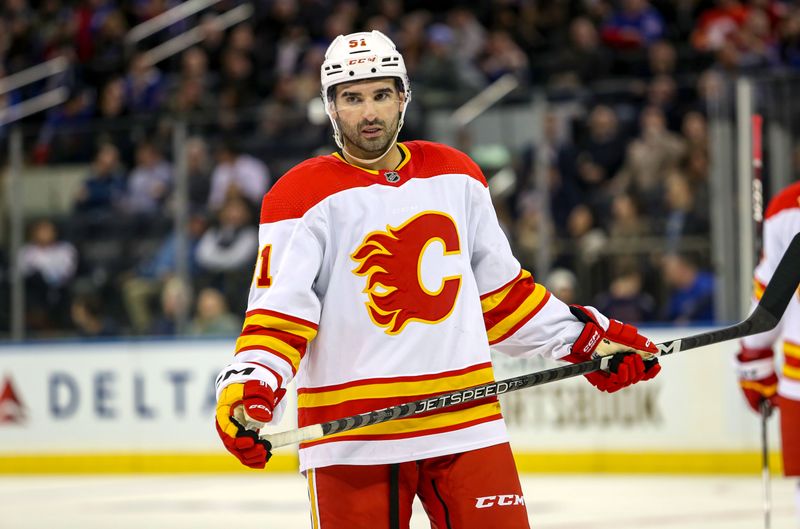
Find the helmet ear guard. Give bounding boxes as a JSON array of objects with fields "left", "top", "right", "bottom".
[{"left": 320, "top": 30, "right": 411, "bottom": 150}]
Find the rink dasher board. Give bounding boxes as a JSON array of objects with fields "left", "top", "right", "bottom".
[{"left": 0, "top": 331, "right": 784, "bottom": 474}]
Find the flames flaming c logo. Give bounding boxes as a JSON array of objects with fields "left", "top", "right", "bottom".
[{"left": 351, "top": 211, "right": 462, "bottom": 334}]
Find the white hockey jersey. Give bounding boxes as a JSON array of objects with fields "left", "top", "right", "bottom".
[
  {"left": 743, "top": 181, "right": 800, "bottom": 401},
  {"left": 220, "top": 141, "right": 595, "bottom": 471}
]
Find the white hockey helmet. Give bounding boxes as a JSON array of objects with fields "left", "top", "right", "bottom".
[{"left": 321, "top": 30, "right": 411, "bottom": 149}]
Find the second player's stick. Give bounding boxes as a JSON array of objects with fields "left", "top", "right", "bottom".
[
  {"left": 760, "top": 400, "right": 772, "bottom": 529},
  {"left": 261, "top": 233, "right": 800, "bottom": 450}
]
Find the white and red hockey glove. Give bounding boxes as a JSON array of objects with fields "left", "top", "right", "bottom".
[
  {"left": 215, "top": 364, "right": 286, "bottom": 469},
  {"left": 734, "top": 346, "right": 778, "bottom": 413},
  {"left": 562, "top": 305, "right": 660, "bottom": 393}
]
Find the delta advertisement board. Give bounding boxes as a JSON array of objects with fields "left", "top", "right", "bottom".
[{"left": 0, "top": 330, "right": 776, "bottom": 471}]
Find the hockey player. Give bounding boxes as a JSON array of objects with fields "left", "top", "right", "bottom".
[
  {"left": 214, "top": 31, "right": 661, "bottom": 528},
  {"left": 735, "top": 180, "right": 800, "bottom": 522}
]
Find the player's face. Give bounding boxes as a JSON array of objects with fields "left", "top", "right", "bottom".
[{"left": 332, "top": 78, "right": 404, "bottom": 156}]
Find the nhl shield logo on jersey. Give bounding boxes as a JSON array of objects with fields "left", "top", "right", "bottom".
[{"left": 351, "top": 211, "right": 462, "bottom": 334}]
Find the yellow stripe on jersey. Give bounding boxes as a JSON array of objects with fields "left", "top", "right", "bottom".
[
  {"left": 485, "top": 283, "right": 548, "bottom": 344},
  {"left": 234, "top": 311, "right": 318, "bottom": 372},
  {"left": 783, "top": 365, "right": 800, "bottom": 381},
  {"left": 308, "top": 469, "right": 320, "bottom": 529},
  {"left": 234, "top": 334, "right": 304, "bottom": 371},
  {"left": 480, "top": 271, "right": 529, "bottom": 313},
  {"left": 753, "top": 279, "right": 766, "bottom": 301},
  {"left": 297, "top": 366, "right": 495, "bottom": 409},
  {"left": 308, "top": 401, "right": 501, "bottom": 441},
  {"left": 241, "top": 312, "right": 318, "bottom": 342},
  {"left": 783, "top": 342, "right": 800, "bottom": 380}
]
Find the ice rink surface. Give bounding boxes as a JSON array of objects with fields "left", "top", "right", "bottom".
[{"left": 0, "top": 473, "right": 796, "bottom": 529}]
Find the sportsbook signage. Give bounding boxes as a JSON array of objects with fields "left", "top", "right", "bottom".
[{"left": 0, "top": 330, "right": 773, "bottom": 454}]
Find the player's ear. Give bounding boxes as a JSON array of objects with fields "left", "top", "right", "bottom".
[{"left": 327, "top": 99, "right": 338, "bottom": 117}]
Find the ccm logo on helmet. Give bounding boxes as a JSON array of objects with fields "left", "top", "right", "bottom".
[
  {"left": 475, "top": 495, "right": 525, "bottom": 509},
  {"left": 347, "top": 56, "right": 377, "bottom": 65}
]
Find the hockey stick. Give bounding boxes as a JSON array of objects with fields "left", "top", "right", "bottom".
[
  {"left": 261, "top": 233, "right": 800, "bottom": 450},
  {"left": 760, "top": 400, "right": 772, "bottom": 529}
]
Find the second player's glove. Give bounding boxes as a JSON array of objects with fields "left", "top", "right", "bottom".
[
  {"left": 562, "top": 305, "right": 660, "bottom": 393},
  {"left": 734, "top": 346, "right": 778, "bottom": 413},
  {"left": 215, "top": 365, "right": 285, "bottom": 469}
]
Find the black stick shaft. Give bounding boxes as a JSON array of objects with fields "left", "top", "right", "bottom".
[{"left": 262, "top": 233, "right": 800, "bottom": 448}]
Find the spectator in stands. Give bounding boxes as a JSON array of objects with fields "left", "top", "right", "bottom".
[
  {"left": 566, "top": 203, "right": 607, "bottom": 269},
  {"left": 74, "top": 143, "right": 126, "bottom": 213},
  {"left": 691, "top": 0, "right": 749, "bottom": 52},
  {"left": 123, "top": 52, "right": 165, "bottom": 114},
  {"left": 94, "top": 77, "right": 133, "bottom": 164},
  {"left": 516, "top": 111, "right": 580, "bottom": 233},
  {"left": 188, "top": 287, "right": 242, "bottom": 336},
  {"left": 121, "top": 211, "right": 208, "bottom": 334},
  {"left": 415, "top": 23, "right": 484, "bottom": 106},
  {"left": 447, "top": 7, "right": 487, "bottom": 64},
  {"left": 124, "top": 141, "right": 172, "bottom": 216},
  {"left": 733, "top": 7, "right": 781, "bottom": 70},
  {"left": 544, "top": 268, "right": 578, "bottom": 305},
  {"left": 601, "top": 0, "right": 665, "bottom": 50},
  {"left": 574, "top": 105, "right": 627, "bottom": 201},
  {"left": 661, "top": 251, "right": 715, "bottom": 323},
  {"left": 18, "top": 219, "right": 77, "bottom": 332},
  {"left": 779, "top": 7, "right": 800, "bottom": 68},
  {"left": 645, "top": 74, "right": 681, "bottom": 130},
  {"left": 33, "top": 88, "right": 95, "bottom": 164},
  {"left": 479, "top": 30, "right": 530, "bottom": 83},
  {"left": 594, "top": 268, "right": 656, "bottom": 323},
  {"left": 149, "top": 276, "right": 192, "bottom": 336},
  {"left": 613, "top": 105, "right": 685, "bottom": 211},
  {"left": 185, "top": 137, "right": 214, "bottom": 212},
  {"left": 86, "top": 9, "right": 127, "bottom": 88},
  {"left": 645, "top": 39, "right": 677, "bottom": 78},
  {"left": 244, "top": 74, "right": 313, "bottom": 159},
  {"left": 180, "top": 46, "right": 214, "bottom": 88},
  {"left": 71, "top": 292, "right": 118, "bottom": 338},
  {"left": 607, "top": 192, "right": 651, "bottom": 245},
  {"left": 196, "top": 197, "right": 259, "bottom": 312},
  {"left": 168, "top": 76, "right": 216, "bottom": 118},
  {"left": 218, "top": 48, "right": 258, "bottom": 108},
  {"left": 663, "top": 169, "right": 710, "bottom": 252},
  {"left": 547, "top": 16, "right": 613, "bottom": 88},
  {"left": 681, "top": 110, "right": 709, "bottom": 153},
  {"left": 33, "top": 0, "right": 75, "bottom": 57},
  {"left": 208, "top": 140, "right": 270, "bottom": 212}
]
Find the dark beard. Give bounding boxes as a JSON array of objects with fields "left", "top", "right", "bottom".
[{"left": 340, "top": 117, "right": 399, "bottom": 156}]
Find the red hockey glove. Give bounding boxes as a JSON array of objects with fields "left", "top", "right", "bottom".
[
  {"left": 735, "top": 346, "right": 778, "bottom": 413},
  {"left": 215, "top": 380, "right": 285, "bottom": 469},
  {"left": 562, "top": 305, "right": 660, "bottom": 393}
]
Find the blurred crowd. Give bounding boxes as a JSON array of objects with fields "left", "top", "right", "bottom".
[{"left": 2, "top": 0, "right": 800, "bottom": 338}]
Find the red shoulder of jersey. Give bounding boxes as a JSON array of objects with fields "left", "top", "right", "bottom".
[
  {"left": 405, "top": 140, "right": 488, "bottom": 187},
  {"left": 260, "top": 142, "right": 488, "bottom": 224},
  {"left": 260, "top": 155, "right": 374, "bottom": 223},
  {"left": 765, "top": 181, "right": 800, "bottom": 220}
]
